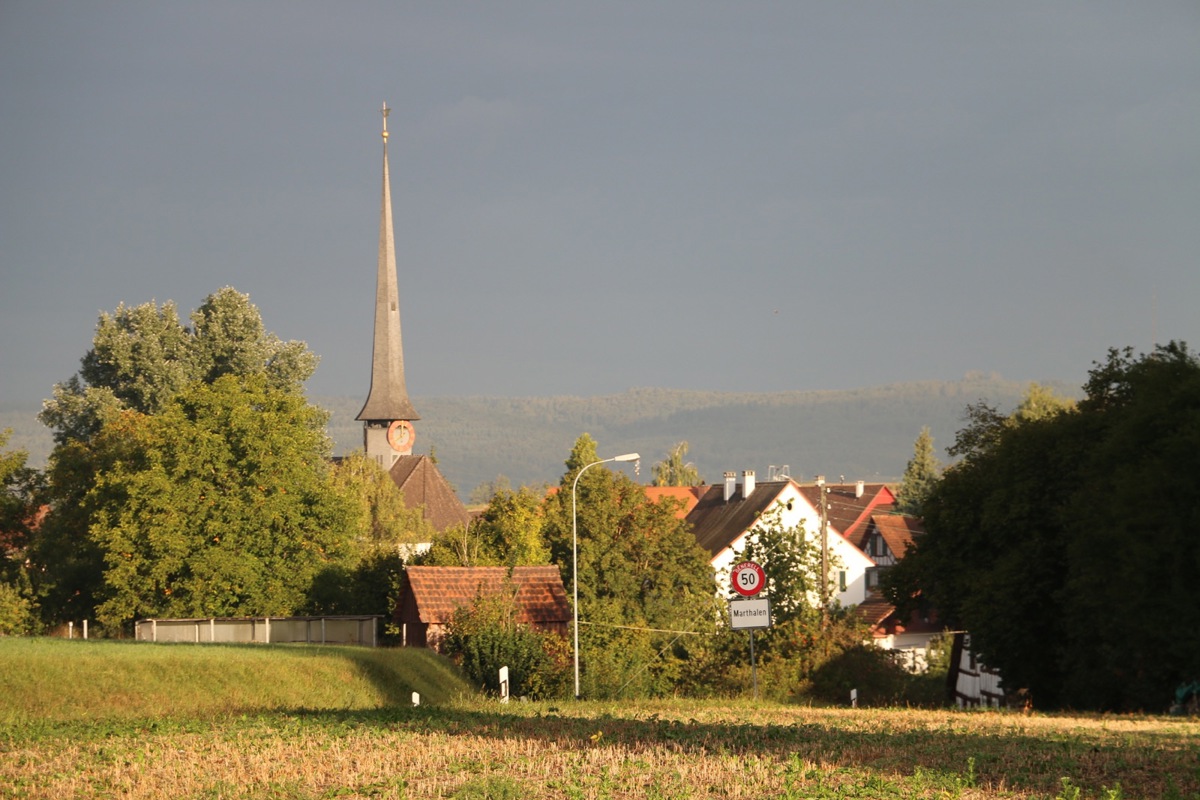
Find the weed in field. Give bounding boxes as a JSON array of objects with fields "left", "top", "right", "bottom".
[
  {"left": 450, "top": 776, "right": 522, "bottom": 800},
  {"left": 1057, "top": 776, "right": 1082, "bottom": 800},
  {"left": 962, "top": 755, "right": 978, "bottom": 789}
]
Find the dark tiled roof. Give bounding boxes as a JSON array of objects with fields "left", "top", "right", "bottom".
[
  {"left": 684, "top": 481, "right": 793, "bottom": 556},
  {"left": 399, "top": 566, "right": 570, "bottom": 625},
  {"left": 388, "top": 455, "right": 471, "bottom": 532}
]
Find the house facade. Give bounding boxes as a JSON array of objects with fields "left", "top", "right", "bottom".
[
  {"left": 657, "top": 471, "right": 945, "bottom": 668},
  {"left": 679, "top": 471, "right": 884, "bottom": 608}
]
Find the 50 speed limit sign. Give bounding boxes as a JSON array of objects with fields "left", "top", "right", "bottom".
[{"left": 731, "top": 561, "right": 766, "bottom": 597}]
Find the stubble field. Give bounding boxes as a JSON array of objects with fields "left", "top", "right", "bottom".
[{"left": 1, "top": 639, "right": 1196, "bottom": 799}]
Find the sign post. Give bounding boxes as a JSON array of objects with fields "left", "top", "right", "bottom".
[{"left": 729, "top": 561, "right": 771, "bottom": 699}]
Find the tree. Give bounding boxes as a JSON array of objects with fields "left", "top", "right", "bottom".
[
  {"left": 541, "top": 434, "right": 717, "bottom": 697},
  {"left": 0, "top": 429, "right": 37, "bottom": 558},
  {"left": 1013, "top": 382, "right": 1076, "bottom": 423},
  {"left": 39, "top": 288, "right": 318, "bottom": 446},
  {"left": 328, "top": 452, "right": 434, "bottom": 549},
  {"left": 651, "top": 441, "right": 702, "bottom": 487},
  {"left": 305, "top": 453, "right": 437, "bottom": 622},
  {"left": 885, "top": 343, "right": 1200, "bottom": 711},
  {"left": 442, "top": 585, "right": 571, "bottom": 700},
  {"left": 0, "top": 431, "right": 39, "bottom": 635},
  {"left": 896, "top": 427, "right": 941, "bottom": 516},
  {"left": 415, "top": 486, "right": 547, "bottom": 568},
  {"left": 79, "top": 376, "right": 356, "bottom": 628},
  {"left": 30, "top": 288, "right": 329, "bottom": 627}
]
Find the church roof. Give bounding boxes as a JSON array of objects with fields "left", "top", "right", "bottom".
[
  {"left": 389, "top": 455, "right": 470, "bottom": 532},
  {"left": 357, "top": 103, "right": 419, "bottom": 422}
]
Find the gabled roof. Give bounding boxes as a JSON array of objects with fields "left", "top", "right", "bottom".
[
  {"left": 855, "top": 596, "right": 897, "bottom": 629},
  {"left": 855, "top": 596, "right": 944, "bottom": 638},
  {"left": 643, "top": 485, "right": 707, "bottom": 519},
  {"left": 399, "top": 566, "right": 570, "bottom": 625},
  {"left": 863, "top": 513, "right": 924, "bottom": 558},
  {"left": 388, "top": 455, "right": 470, "bottom": 532},
  {"left": 684, "top": 480, "right": 793, "bottom": 557},
  {"left": 794, "top": 482, "right": 896, "bottom": 542}
]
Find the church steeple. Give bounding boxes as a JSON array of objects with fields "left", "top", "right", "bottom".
[{"left": 357, "top": 102, "right": 419, "bottom": 466}]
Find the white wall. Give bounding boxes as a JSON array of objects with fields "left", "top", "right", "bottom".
[{"left": 710, "top": 482, "right": 873, "bottom": 609}]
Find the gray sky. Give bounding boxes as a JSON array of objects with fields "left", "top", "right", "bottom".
[{"left": 2, "top": 2, "right": 1198, "bottom": 410}]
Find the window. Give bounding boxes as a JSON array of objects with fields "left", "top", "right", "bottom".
[{"left": 838, "top": 570, "right": 847, "bottom": 592}]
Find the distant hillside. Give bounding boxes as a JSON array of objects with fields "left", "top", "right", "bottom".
[
  {"left": 2, "top": 376, "right": 1073, "bottom": 500},
  {"left": 322, "top": 375, "right": 1070, "bottom": 496}
]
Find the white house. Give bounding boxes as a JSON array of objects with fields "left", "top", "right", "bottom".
[
  {"left": 672, "top": 471, "right": 887, "bottom": 608},
  {"left": 649, "top": 472, "right": 946, "bottom": 670}
]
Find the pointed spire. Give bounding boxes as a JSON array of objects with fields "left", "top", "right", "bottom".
[{"left": 357, "top": 102, "right": 419, "bottom": 425}]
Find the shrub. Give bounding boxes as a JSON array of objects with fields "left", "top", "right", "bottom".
[
  {"left": 0, "top": 581, "right": 34, "bottom": 636},
  {"left": 809, "top": 644, "right": 911, "bottom": 706},
  {"left": 442, "top": 585, "right": 570, "bottom": 700}
]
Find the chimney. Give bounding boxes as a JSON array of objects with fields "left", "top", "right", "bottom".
[
  {"left": 742, "top": 470, "right": 756, "bottom": 498},
  {"left": 856, "top": 480, "right": 865, "bottom": 499},
  {"left": 723, "top": 471, "right": 737, "bottom": 502}
]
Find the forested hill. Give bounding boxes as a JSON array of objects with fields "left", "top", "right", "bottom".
[
  {"left": 322, "top": 374, "right": 1068, "bottom": 497},
  {"left": 2, "top": 374, "right": 1070, "bottom": 500}
]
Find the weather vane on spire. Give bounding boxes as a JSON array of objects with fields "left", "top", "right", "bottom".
[{"left": 381, "top": 102, "right": 390, "bottom": 141}]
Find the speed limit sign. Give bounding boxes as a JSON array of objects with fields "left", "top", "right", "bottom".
[{"left": 731, "top": 561, "right": 766, "bottom": 597}]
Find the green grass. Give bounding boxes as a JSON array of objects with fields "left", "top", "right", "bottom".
[
  {"left": 0, "top": 637, "right": 474, "bottom": 725},
  {"left": 1, "top": 639, "right": 1196, "bottom": 799}
]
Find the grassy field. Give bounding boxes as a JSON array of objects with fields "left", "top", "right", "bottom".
[{"left": 1, "top": 639, "right": 1196, "bottom": 799}]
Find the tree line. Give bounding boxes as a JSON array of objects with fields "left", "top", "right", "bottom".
[
  {"left": 2, "top": 284, "right": 1195, "bottom": 710},
  {"left": 885, "top": 343, "right": 1200, "bottom": 712}
]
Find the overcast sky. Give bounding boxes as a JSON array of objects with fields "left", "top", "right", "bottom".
[{"left": 2, "top": 2, "right": 1198, "bottom": 411}]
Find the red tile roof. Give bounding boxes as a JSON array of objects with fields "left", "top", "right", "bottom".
[
  {"left": 794, "top": 482, "right": 896, "bottom": 542},
  {"left": 868, "top": 514, "right": 924, "bottom": 558},
  {"left": 643, "top": 486, "right": 707, "bottom": 518},
  {"left": 398, "top": 565, "right": 570, "bottom": 626}
]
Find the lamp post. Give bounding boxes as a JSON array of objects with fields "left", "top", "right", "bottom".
[{"left": 572, "top": 451, "right": 640, "bottom": 700}]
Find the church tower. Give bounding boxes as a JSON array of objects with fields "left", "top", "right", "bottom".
[{"left": 357, "top": 103, "right": 420, "bottom": 468}]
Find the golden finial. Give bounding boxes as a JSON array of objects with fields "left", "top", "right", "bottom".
[{"left": 381, "top": 102, "right": 390, "bottom": 142}]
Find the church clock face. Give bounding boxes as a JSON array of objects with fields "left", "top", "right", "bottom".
[{"left": 386, "top": 419, "right": 414, "bottom": 451}]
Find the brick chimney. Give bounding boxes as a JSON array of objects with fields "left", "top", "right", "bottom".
[
  {"left": 856, "top": 480, "right": 865, "bottom": 499},
  {"left": 742, "top": 470, "right": 756, "bottom": 498}
]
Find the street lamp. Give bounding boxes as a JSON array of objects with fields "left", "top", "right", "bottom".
[{"left": 572, "top": 451, "right": 640, "bottom": 700}]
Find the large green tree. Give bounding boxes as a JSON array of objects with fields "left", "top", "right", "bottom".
[
  {"left": 31, "top": 288, "right": 332, "bottom": 627},
  {"left": 542, "top": 434, "right": 716, "bottom": 698},
  {"left": 885, "top": 343, "right": 1200, "bottom": 711},
  {"left": 83, "top": 376, "right": 355, "bottom": 627},
  {"left": 40, "top": 288, "right": 317, "bottom": 446}
]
